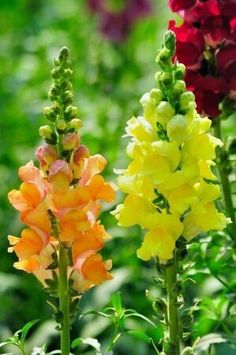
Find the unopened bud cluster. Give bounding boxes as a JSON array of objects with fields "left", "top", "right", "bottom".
[{"left": 39, "top": 47, "right": 82, "bottom": 150}]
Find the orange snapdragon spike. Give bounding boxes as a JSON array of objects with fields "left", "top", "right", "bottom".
[
  {"left": 8, "top": 47, "right": 115, "bottom": 302},
  {"left": 8, "top": 144, "right": 115, "bottom": 293}
]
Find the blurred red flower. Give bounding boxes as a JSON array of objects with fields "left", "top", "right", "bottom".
[{"left": 87, "top": 0, "right": 152, "bottom": 42}]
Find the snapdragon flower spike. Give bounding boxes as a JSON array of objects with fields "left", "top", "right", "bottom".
[
  {"left": 8, "top": 47, "right": 115, "bottom": 294},
  {"left": 168, "top": 0, "right": 236, "bottom": 118},
  {"left": 113, "top": 31, "right": 229, "bottom": 263}
]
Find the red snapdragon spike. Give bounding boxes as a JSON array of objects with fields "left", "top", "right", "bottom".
[{"left": 169, "top": 0, "right": 236, "bottom": 117}]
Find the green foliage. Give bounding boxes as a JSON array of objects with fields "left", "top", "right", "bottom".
[{"left": 0, "top": 319, "right": 39, "bottom": 354}]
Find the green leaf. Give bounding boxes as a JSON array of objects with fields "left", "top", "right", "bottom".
[
  {"left": 106, "top": 333, "right": 122, "bottom": 351},
  {"left": 21, "top": 319, "right": 40, "bottom": 342},
  {"left": 111, "top": 292, "right": 123, "bottom": 316},
  {"left": 80, "top": 310, "right": 112, "bottom": 319},
  {"left": 126, "top": 330, "right": 152, "bottom": 344},
  {"left": 0, "top": 341, "right": 12, "bottom": 348},
  {"left": 125, "top": 311, "right": 156, "bottom": 327},
  {"left": 195, "top": 333, "right": 227, "bottom": 351},
  {"left": 71, "top": 337, "right": 102, "bottom": 354}
]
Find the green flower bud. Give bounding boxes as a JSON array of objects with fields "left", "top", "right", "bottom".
[
  {"left": 70, "top": 118, "right": 82, "bottom": 130},
  {"left": 167, "top": 114, "right": 188, "bottom": 143},
  {"left": 64, "top": 69, "right": 73, "bottom": 78},
  {"left": 59, "top": 46, "right": 70, "bottom": 62},
  {"left": 159, "top": 72, "right": 173, "bottom": 89},
  {"left": 52, "top": 102, "right": 60, "bottom": 114},
  {"left": 56, "top": 119, "right": 68, "bottom": 132},
  {"left": 48, "top": 85, "right": 60, "bottom": 100},
  {"left": 43, "top": 107, "right": 57, "bottom": 122},
  {"left": 150, "top": 88, "right": 162, "bottom": 103},
  {"left": 156, "top": 48, "right": 171, "bottom": 69},
  {"left": 173, "top": 80, "right": 186, "bottom": 96},
  {"left": 179, "top": 91, "right": 195, "bottom": 111},
  {"left": 39, "top": 125, "right": 53, "bottom": 138},
  {"left": 152, "top": 297, "right": 167, "bottom": 314},
  {"left": 174, "top": 63, "right": 186, "bottom": 80},
  {"left": 39, "top": 125, "right": 57, "bottom": 144},
  {"left": 157, "top": 101, "right": 175, "bottom": 126},
  {"left": 164, "top": 30, "right": 175, "bottom": 56},
  {"left": 51, "top": 68, "right": 61, "bottom": 79},
  {"left": 64, "top": 105, "right": 78, "bottom": 120},
  {"left": 62, "top": 90, "right": 73, "bottom": 105}
]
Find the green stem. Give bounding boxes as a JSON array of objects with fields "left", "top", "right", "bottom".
[
  {"left": 214, "top": 118, "right": 236, "bottom": 242},
  {"left": 165, "top": 253, "right": 180, "bottom": 355},
  {"left": 58, "top": 243, "right": 70, "bottom": 355}
]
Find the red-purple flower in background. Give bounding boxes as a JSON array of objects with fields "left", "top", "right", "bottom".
[
  {"left": 169, "top": 0, "right": 236, "bottom": 118},
  {"left": 87, "top": 0, "right": 152, "bottom": 42}
]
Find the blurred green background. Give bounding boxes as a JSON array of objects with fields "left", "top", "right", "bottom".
[{"left": 0, "top": 1, "right": 235, "bottom": 354}]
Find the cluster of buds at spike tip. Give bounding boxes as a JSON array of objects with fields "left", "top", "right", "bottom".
[
  {"left": 40, "top": 47, "right": 82, "bottom": 150},
  {"left": 8, "top": 47, "right": 116, "bottom": 304},
  {"left": 113, "top": 31, "right": 229, "bottom": 263}
]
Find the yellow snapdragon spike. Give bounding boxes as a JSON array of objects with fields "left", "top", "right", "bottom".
[{"left": 114, "top": 34, "right": 228, "bottom": 263}]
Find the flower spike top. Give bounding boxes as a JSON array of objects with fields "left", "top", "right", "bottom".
[
  {"left": 8, "top": 47, "right": 115, "bottom": 294},
  {"left": 113, "top": 31, "right": 229, "bottom": 263}
]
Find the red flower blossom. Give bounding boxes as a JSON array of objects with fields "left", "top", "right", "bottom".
[
  {"left": 169, "top": 0, "right": 236, "bottom": 117},
  {"left": 185, "top": 71, "right": 227, "bottom": 116},
  {"left": 169, "top": 21, "right": 204, "bottom": 67},
  {"left": 168, "top": 0, "right": 196, "bottom": 11}
]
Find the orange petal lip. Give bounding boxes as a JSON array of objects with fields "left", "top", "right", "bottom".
[
  {"left": 81, "top": 253, "right": 112, "bottom": 285},
  {"left": 80, "top": 154, "right": 107, "bottom": 185}
]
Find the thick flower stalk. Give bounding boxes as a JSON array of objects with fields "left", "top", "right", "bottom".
[
  {"left": 8, "top": 47, "right": 115, "bottom": 355},
  {"left": 113, "top": 31, "right": 229, "bottom": 354}
]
